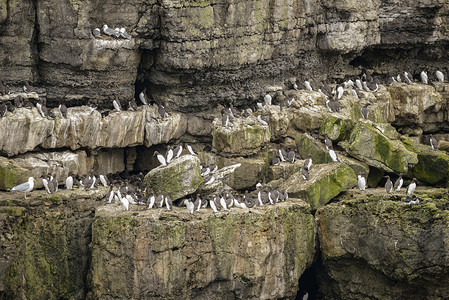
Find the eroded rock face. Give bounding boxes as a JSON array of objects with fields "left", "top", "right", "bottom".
[
  {"left": 144, "top": 155, "right": 203, "bottom": 200},
  {"left": 316, "top": 189, "right": 449, "bottom": 299},
  {"left": 0, "top": 106, "right": 186, "bottom": 156},
  {"left": 279, "top": 162, "right": 357, "bottom": 210},
  {"left": 89, "top": 201, "right": 315, "bottom": 299}
]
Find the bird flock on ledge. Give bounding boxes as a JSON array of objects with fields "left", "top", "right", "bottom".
[{"left": 4, "top": 67, "right": 447, "bottom": 211}]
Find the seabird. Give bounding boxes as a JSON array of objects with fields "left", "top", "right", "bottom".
[
  {"left": 357, "top": 173, "right": 366, "bottom": 191},
  {"left": 204, "top": 175, "right": 215, "bottom": 185},
  {"left": 147, "top": 192, "right": 155, "bottom": 209},
  {"left": 209, "top": 164, "right": 218, "bottom": 173},
  {"left": 154, "top": 151, "right": 167, "bottom": 166},
  {"left": 13, "top": 95, "right": 23, "bottom": 108},
  {"left": 222, "top": 112, "right": 231, "bottom": 127},
  {"left": 102, "top": 24, "right": 116, "bottom": 36},
  {"left": 271, "top": 155, "right": 280, "bottom": 166},
  {"left": 264, "top": 93, "right": 272, "bottom": 106},
  {"left": 99, "top": 174, "right": 109, "bottom": 187},
  {"left": 229, "top": 104, "right": 240, "bottom": 117},
  {"left": 404, "top": 72, "right": 413, "bottom": 84},
  {"left": 436, "top": 70, "right": 445, "bottom": 82},
  {"left": 184, "top": 199, "right": 195, "bottom": 214},
  {"left": 406, "top": 178, "right": 417, "bottom": 195},
  {"left": 361, "top": 103, "right": 371, "bottom": 119},
  {"left": 65, "top": 172, "right": 74, "bottom": 190},
  {"left": 0, "top": 79, "right": 8, "bottom": 95},
  {"left": 384, "top": 175, "right": 393, "bottom": 193},
  {"left": 113, "top": 27, "right": 121, "bottom": 38},
  {"left": 0, "top": 103, "right": 6, "bottom": 117},
  {"left": 186, "top": 143, "right": 197, "bottom": 156},
  {"left": 429, "top": 134, "right": 438, "bottom": 150},
  {"left": 300, "top": 168, "right": 309, "bottom": 180},
  {"left": 105, "top": 186, "right": 114, "bottom": 203},
  {"left": 113, "top": 95, "right": 122, "bottom": 111},
  {"left": 58, "top": 104, "right": 68, "bottom": 118},
  {"left": 156, "top": 191, "right": 164, "bottom": 208},
  {"left": 293, "top": 82, "right": 299, "bottom": 90},
  {"left": 329, "top": 149, "right": 338, "bottom": 162},
  {"left": 165, "top": 192, "right": 173, "bottom": 210},
  {"left": 92, "top": 28, "right": 101, "bottom": 38},
  {"left": 194, "top": 194, "right": 202, "bottom": 211},
  {"left": 166, "top": 146, "right": 174, "bottom": 163},
  {"left": 23, "top": 82, "right": 33, "bottom": 93},
  {"left": 420, "top": 71, "right": 428, "bottom": 84},
  {"left": 327, "top": 99, "right": 340, "bottom": 112},
  {"left": 220, "top": 194, "right": 228, "bottom": 210},
  {"left": 42, "top": 175, "right": 51, "bottom": 193},
  {"left": 278, "top": 148, "right": 287, "bottom": 162},
  {"left": 257, "top": 115, "right": 268, "bottom": 126},
  {"left": 23, "top": 99, "right": 33, "bottom": 109},
  {"left": 324, "top": 135, "right": 333, "bottom": 150},
  {"left": 173, "top": 144, "right": 183, "bottom": 158},
  {"left": 119, "top": 28, "right": 132, "bottom": 39},
  {"left": 9, "top": 177, "right": 36, "bottom": 199},
  {"left": 128, "top": 98, "right": 137, "bottom": 111},
  {"left": 287, "top": 148, "right": 296, "bottom": 163},
  {"left": 336, "top": 86, "right": 344, "bottom": 100},
  {"left": 201, "top": 165, "right": 210, "bottom": 177},
  {"left": 139, "top": 88, "right": 149, "bottom": 105},
  {"left": 351, "top": 89, "right": 360, "bottom": 99},
  {"left": 255, "top": 181, "right": 263, "bottom": 189},
  {"left": 304, "top": 154, "right": 312, "bottom": 171},
  {"left": 394, "top": 174, "right": 403, "bottom": 191},
  {"left": 304, "top": 81, "right": 313, "bottom": 91},
  {"left": 355, "top": 79, "right": 363, "bottom": 90},
  {"left": 210, "top": 197, "right": 219, "bottom": 213},
  {"left": 120, "top": 193, "right": 130, "bottom": 211},
  {"left": 5, "top": 101, "right": 14, "bottom": 113},
  {"left": 158, "top": 103, "right": 169, "bottom": 118}
]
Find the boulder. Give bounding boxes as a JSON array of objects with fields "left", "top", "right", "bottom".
[
  {"left": 402, "top": 138, "right": 449, "bottom": 186},
  {"left": 279, "top": 162, "right": 357, "bottom": 210},
  {"left": 212, "top": 118, "right": 271, "bottom": 157},
  {"left": 388, "top": 82, "right": 445, "bottom": 126},
  {"left": 90, "top": 201, "right": 315, "bottom": 299},
  {"left": 295, "top": 133, "right": 333, "bottom": 164},
  {"left": 197, "top": 163, "right": 242, "bottom": 195},
  {"left": 316, "top": 189, "right": 449, "bottom": 299},
  {"left": 291, "top": 106, "right": 326, "bottom": 132},
  {"left": 320, "top": 115, "right": 353, "bottom": 142},
  {"left": 144, "top": 155, "right": 203, "bottom": 200},
  {"left": 346, "top": 122, "right": 418, "bottom": 173},
  {"left": 0, "top": 149, "right": 126, "bottom": 190},
  {"left": 145, "top": 108, "right": 188, "bottom": 147}
]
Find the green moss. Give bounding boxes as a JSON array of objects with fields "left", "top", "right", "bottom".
[
  {"left": 0, "top": 157, "right": 29, "bottom": 190},
  {"left": 320, "top": 116, "right": 353, "bottom": 142},
  {"left": 295, "top": 133, "right": 332, "bottom": 164},
  {"left": 212, "top": 124, "right": 270, "bottom": 156},
  {"left": 0, "top": 206, "right": 26, "bottom": 217}
]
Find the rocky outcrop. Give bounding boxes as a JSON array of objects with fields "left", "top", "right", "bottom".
[
  {"left": 316, "top": 189, "right": 449, "bottom": 299},
  {"left": 144, "top": 155, "right": 203, "bottom": 200},
  {"left": 279, "top": 162, "right": 357, "bottom": 210},
  {"left": 89, "top": 200, "right": 315, "bottom": 300},
  {"left": 0, "top": 106, "right": 186, "bottom": 156},
  {"left": 0, "top": 189, "right": 107, "bottom": 300}
]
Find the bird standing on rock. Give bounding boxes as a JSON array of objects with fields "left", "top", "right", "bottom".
[
  {"left": 113, "top": 95, "right": 122, "bottom": 111},
  {"left": 384, "top": 175, "right": 393, "bottom": 193},
  {"left": 139, "top": 88, "right": 149, "bottom": 105},
  {"left": 165, "top": 192, "right": 173, "bottom": 210},
  {"left": 154, "top": 151, "right": 167, "bottom": 166},
  {"left": 257, "top": 115, "right": 269, "bottom": 126},
  {"left": 0, "top": 102, "right": 6, "bottom": 117},
  {"left": 9, "top": 177, "right": 36, "bottom": 199},
  {"left": 357, "top": 173, "right": 366, "bottom": 191},
  {"left": 407, "top": 178, "right": 417, "bottom": 195},
  {"left": 361, "top": 103, "right": 371, "bottom": 119},
  {"left": 429, "top": 134, "right": 438, "bottom": 150},
  {"left": 304, "top": 154, "right": 312, "bottom": 171},
  {"left": 264, "top": 93, "right": 272, "bottom": 106},
  {"left": 92, "top": 28, "right": 101, "bottom": 38},
  {"left": 166, "top": 146, "right": 173, "bottom": 163},
  {"left": 173, "top": 144, "right": 183, "bottom": 158},
  {"left": 59, "top": 104, "right": 68, "bottom": 118},
  {"left": 394, "top": 174, "right": 403, "bottom": 191},
  {"left": 128, "top": 98, "right": 137, "bottom": 111}
]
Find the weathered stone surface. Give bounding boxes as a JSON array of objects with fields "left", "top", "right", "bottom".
[
  {"left": 388, "top": 83, "right": 445, "bottom": 127},
  {"left": 0, "top": 189, "right": 107, "bottom": 300},
  {"left": 144, "top": 155, "right": 203, "bottom": 200},
  {"left": 279, "top": 162, "right": 357, "bottom": 210},
  {"left": 0, "top": 106, "right": 185, "bottom": 156},
  {"left": 316, "top": 189, "right": 449, "bottom": 299},
  {"left": 89, "top": 200, "right": 315, "bottom": 299},
  {"left": 346, "top": 122, "right": 418, "bottom": 173},
  {"left": 402, "top": 138, "right": 449, "bottom": 186},
  {"left": 0, "top": 149, "right": 125, "bottom": 190},
  {"left": 295, "top": 133, "right": 333, "bottom": 164},
  {"left": 320, "top": 115, "right": 354, "bottom": 142},
  {"left": 212, "top": 118, "right": 271, "bottom": 157}
]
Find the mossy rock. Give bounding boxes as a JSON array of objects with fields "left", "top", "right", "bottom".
[
  {"left": 212, "top": 120, "right": 270, "bottom": 156},
  {"left": 347, "top": 122, "right": 418, "bottom": 173},
  {"left": 295, "top": 133, "right": 333, "bottom": 164},
  {"left": 320, "top": 115, "right": 353, "bottom": 142},
  {"left": 0, "top": 156, "right": 30, "bottom": 190},
  {"left": 144, "top": 155, "right": 203, "bottom": 200},
  {"left": 403, "top": 140, "right": 449, "bottom": 186},
  {"left": 279, "top": 162, "right": 357, "bottom": 210}
]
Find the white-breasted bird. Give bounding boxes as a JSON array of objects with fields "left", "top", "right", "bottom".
[
  {"left": 154, "top": 151, "right": 167, "bottom": 166},
  {"left": 9, "top": 177, "right": 36, "bottom": 199},
  {"left": 357, "top": 173, "right": 366, "bottom": 191},
  {"left": 406, "top": 178, "right": 417, "bottom": 195}
]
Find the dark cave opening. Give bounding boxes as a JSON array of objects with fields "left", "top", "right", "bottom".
[{"left": 296, "top": 262, "right": 321, "bottom": 300}]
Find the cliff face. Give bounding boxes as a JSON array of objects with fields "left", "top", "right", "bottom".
[{"left": 1, "top": 0, "right": 448, "bottom": 111}]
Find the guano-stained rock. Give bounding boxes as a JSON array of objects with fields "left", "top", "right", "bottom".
[{"left": 144, "top": 155, "right": 203, "bottom": 201}]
